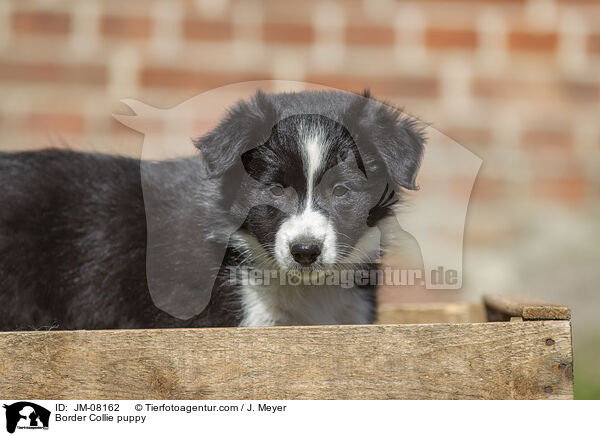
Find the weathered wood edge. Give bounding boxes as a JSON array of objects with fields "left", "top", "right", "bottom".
[
  {"left": 377, "top": 302, "right": 487, "bottom": 324},
  {"left": 0, "top": 321, "right": 573, "bottom": 400},
  {"left": 484, "top": 293, "right": 571, "bottom": 321}
]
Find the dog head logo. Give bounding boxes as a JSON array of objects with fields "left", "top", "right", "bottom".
[
  {"left": 115, "top": 81, "right": 481, "bottom": 319},
  {"left": 3, "top": 402, "right": 50, "bottom": 434}
]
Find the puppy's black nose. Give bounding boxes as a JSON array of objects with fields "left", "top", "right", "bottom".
[{"left": 290, "top": 242, "right": 322, "bottom": 265}]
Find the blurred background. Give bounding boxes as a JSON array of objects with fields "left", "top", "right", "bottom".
[{"left": 0, "top": 0, "right": 598, "bottom": 398}]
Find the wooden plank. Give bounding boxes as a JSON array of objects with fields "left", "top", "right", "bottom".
[
  {"left": 484, "top": 293, "right": 571, "bottom": 321},
  {"left": 377, "top": 302, "right": 486, "bottom": 324},
  {"left": 0, "top": 322, "right": 573, "bottom": 399}
]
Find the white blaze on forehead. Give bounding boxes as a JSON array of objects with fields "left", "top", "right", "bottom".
[
  {"left": 299, "top": 122, "right": 328, "bottom": 208},
  {"left": 271, "top": 122, "right": 337, "bottom": 268}
]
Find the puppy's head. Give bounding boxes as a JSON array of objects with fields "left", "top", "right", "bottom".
[{"left": 196, "top": 90, "right": 424, "bottom": 271}]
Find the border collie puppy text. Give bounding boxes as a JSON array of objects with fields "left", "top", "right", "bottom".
[{"left": 0, "top": 90, "right": 424, "bottom": 330}]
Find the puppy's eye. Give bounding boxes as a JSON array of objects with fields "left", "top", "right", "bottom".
[
  {"left": 333, "top": 185, "right": 349, "bottom": 197},
  {"left": 269, "top": 185, "right": 285, "bottom": 196}
]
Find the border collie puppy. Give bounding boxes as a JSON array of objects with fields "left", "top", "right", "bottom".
[{"left": 0, "top": 90, "right": 424, "bottom": 330}]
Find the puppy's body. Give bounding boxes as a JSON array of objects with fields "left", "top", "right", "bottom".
[
  {"left": 0, "top": 90, "right": 423, "bottom": 330},
  {"left": 0, "top": 150, "right": 236, "bottom": 329}
]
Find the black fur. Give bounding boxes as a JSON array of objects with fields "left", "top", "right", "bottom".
[{"left": 0, "top": 150, "right": 242, "bottom": 329}]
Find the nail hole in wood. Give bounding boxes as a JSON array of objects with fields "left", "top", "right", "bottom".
[
  {"left": 544, "top": 386, "right": 553, "bottom": 394},
  {"left": 545, "top": 338, "right": 555, "bottom": 346}
]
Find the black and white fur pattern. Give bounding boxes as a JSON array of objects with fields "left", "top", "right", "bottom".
[{"left": 0, "top": 90, "right": 424, "bottom": 330}]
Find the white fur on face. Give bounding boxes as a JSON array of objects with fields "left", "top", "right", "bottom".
[
  {"left": 273, "top": 123, "right": 337, "bottom": 269},
  {"left": 230, "top": 229, "right": 372, "bottom": 327},
  {"left": 274, "top": 209, "right": 337, "bottom": 267},
  {"left": 302, "top": 123, "right": 325, "bottom": 209}
]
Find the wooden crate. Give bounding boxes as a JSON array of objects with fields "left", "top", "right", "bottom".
[{"left": 0, "top": 294, "right": 573, "bottom": 400}]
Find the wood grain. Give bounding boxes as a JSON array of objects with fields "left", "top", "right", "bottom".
[
  {"left": 378, "top": 302, "right": 486, "bottom": 324},
  {"left": 0, "top": 321, "right": 573, "bottom": 400},
  {"left": 484, "top": 293, "right": 571, "bottom": 321}
]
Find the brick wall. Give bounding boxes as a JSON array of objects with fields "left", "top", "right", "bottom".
[
  {"left": 1, "top": 1, "right": 598, "bottom": 184},
  {"left": 1, "top": 0, "right": 599, "bottom": 332}
]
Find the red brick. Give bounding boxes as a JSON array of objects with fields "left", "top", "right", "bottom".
[
  {"left": 345, "top": 25, "right": 395, "bottom": 46},
  {"left": 28, "top": 113, "right": 85, "bottom": 135},
  {"left": 471, "top": 79, "right": 506, "bottom": 99},
  {"left": 532, "top": 176, "right": 588, "bottom": 205},
  {"left": 13, "top": 11, "right": 71, "bottom": 35},
  {"left": 563, "top": 81, "right": 600, "bottom": 102},
  {"left": 305, "top": 74, "right": 439, "bottom": 98},
  {"left": 426, "top": 28, "right": 478, "bottom": 49},
  {"left": 183, "top": 19, "right": 233, "bottom": 40},
  {"left": 472, "top": 78, "right": 559, "bottom": 101},
  {"left": 588, "top": 34, "right": 600, "bottom": 54},
  {"left": 444, "top": 127, "right": 492, "bottom": 148},
  {"left": 446, "top": 175, "right": 507, "bottom": 203},
  {"left": 110, "top": 114, "right": 166, "bottom": 138},
  {"left": 508, "top": 31, "right": 558, "bottom": 52},
  {"left": 101, "top": 15, "right": 152, "bottom": 39},
  {"left": 139, "top": 68, "right": 265, "bottom": 89},
  {"left": 468, "top": 176, "right": 506, "bottom": 201},
  {"left": 406, "top": 0, "right": 526, "bottom": 2},
  {"left": 522, "top": 130, "right": 573, "bottom": 149},
  {"left": 263, "top": 23, "right": 314, "bottom": 44},
  {"left": 0, "top": 61, "right": 106, "bottom": 85},
  {"left": 262, "top": 0, "right": 312, "bottom": 23}
]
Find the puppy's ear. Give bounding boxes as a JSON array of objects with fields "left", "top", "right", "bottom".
[
  {"left": 194, "top": 90, "right": 278, "bottom": 177},
  {"left": 345, "top": 91, "right": 425, "bottom": 190}
]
